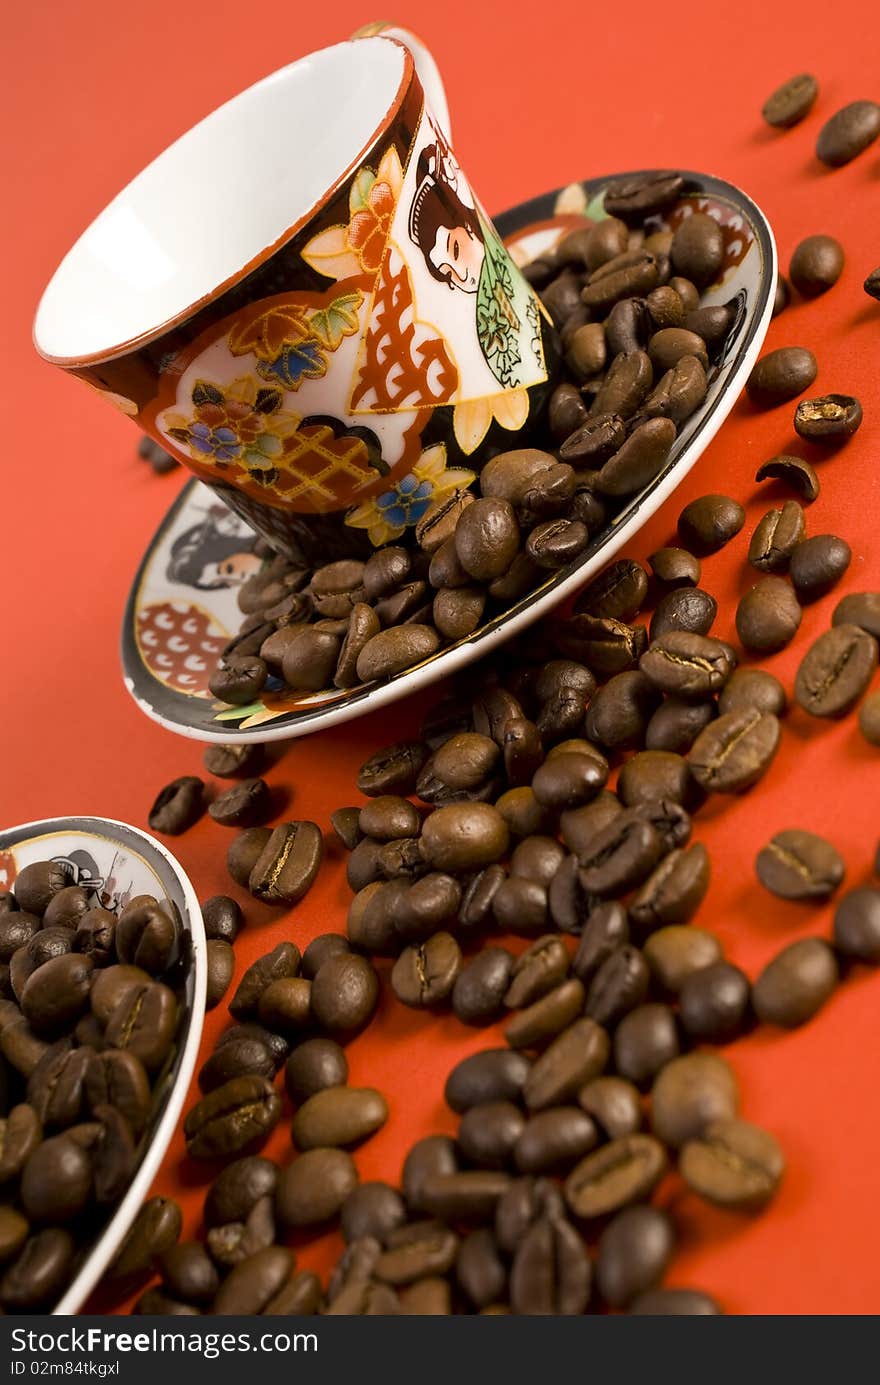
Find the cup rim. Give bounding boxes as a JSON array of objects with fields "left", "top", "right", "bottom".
[{"left": 33, "top": 36, "right": 414, "bottom": 370}]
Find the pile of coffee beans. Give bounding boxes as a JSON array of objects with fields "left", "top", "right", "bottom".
[
  {"left": 0, "top": 861, "right": 190, "bottom": 1311},
  {"left": 190, "top": 172, "right": 745, "bottom": 713}
]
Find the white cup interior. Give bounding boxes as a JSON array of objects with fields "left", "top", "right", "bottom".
[{"left": 34, "top": 38, "right": 407, "bottom": 365}]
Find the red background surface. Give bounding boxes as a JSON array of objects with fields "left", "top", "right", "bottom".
[{"left": 4, "top": 0, "right": 880, "bottom": 1315}]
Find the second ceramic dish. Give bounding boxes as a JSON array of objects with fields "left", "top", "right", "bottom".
[{"left": 121, "top": 168, "right": 776, "bottom": 743}]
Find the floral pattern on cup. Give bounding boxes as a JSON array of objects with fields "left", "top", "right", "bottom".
[{"left": 346, "top": 443, "right": 475, "bottom": 546}]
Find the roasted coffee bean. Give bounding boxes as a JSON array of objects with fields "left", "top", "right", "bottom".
[
  {"left": 280, "top": 628, "right": 339, "bottom": 691},
  {"left": 345, "top": 838, "right": 384, "bottom": 892},
  {"left": 604, "top": 172, "right": 684, "bottom": 223},
  {"left": 446, "top": 1049, "right": 531, "bottom": 1114},
  {"left": 834, "top": 887, "right": 880, "bottom": 962},
  {"left": 597, "top": 1205, "right": 676, "bottom": 1308},
  {"left": 198, "top": 1036, "right": 276, "bottom": 1094},
  {"left": 208, "top": 778, "right": 272, "bottom": 829},
  {"left": 263, "top": 1269, "right": 323, "bottom": 1315},
  {"left": 582, "top": 254, "right": 660, "bottom": 312},
  {"left": 605, "top": 298, "right": 650, "bottom": 356},
  {"left": 719, "top": 668, "right": 786, "bottom": 717},
  {"left": 796, "top": 394, "right": 863, "bottom": 443},
  {"left": 494, "top": 1176, "right": 565, "bottom": 1253},
  {"left": 433, "top": 586, "right": 486, "bottom": 639},
  {"left": 415, "top": 489, "right": 475, "bottom": 553},
  {"left": 107, "top": 1196, "right": 182, "bottom": 1281},
  {"left": 458, "top": 1101, "right": 525, "bottom": 1169},
  {"left": 688, "top": 708, "right": 781, "bottom": 792},
  {"left": 585, "top": 670, "right": 660, "bottom": 749},
  {"left": 310, "top": 952, "right": 379, "bottom": 1039},
  {"left": 204, "top": 1156, "right": 277, "bottom": 1227},
  {"left": 790, "top": 535, "right": 851, "bottom": 602},
  {"left": 431, "top": 734, "right": 500, "bottom": 793},
  {"left": 549, "top": 382, "right": 589, "bottom": 441},
  {"left": 524, "top": 1019, "right": 610, "bottom": 1112},
  {"left": 578, "top": 1077, "right": 642, "bottom": 1140},
  {"left": 505, "top": 979, "right": 586, "bottom": 1050},
  {"left": 682, "top": 303, "right": 732, "bottom": 347},
  {"left": 559, "top": 792, "right": 622, "bottom": 858},
  {"left": 613, "top": 1004, "right": 680, "bottom": 1088},
  {"left": 284, "top": 1038, "right": 348, "bottom": 1105},
  {"left": 755, "top": 454, "right": 819, "bottom": 501},
  {"left": 526, "top": 518, "right": 589, "bottom": 568},
  {"left": 418, "top": 1170, "right": 511, "bottom": 1222},
  {"left": 560, "top": 412, "right": 626, "bottom": 464},
  {"left": 756, "top": 829, "right": 844, "bottom": 901},
  {"left": 680, "top": 1118, "right": 784, "bottom": 1211},
  {"left": 509, "top": 1215, "right": 591, "bottom": 1315},
  {"left": 585, "top": 946, "right": 650, "bottom": 1029},
  {"left": 73, "top": 908, "right": 116, "bottom": 965},
  {"left": 21, "top": 1134, "right": 92, "bottom": 1221},
  {"left": 752, "top": 937, "right": 838, "bottom": 1028},
  {"left": 670, "top": 213, "right": 724, "bottom": 288},
  {"left": 115, "top": 898, "right": 179, "bottom": 975},
  {"left": 358, "top": 796, "right": 420, "bottom": 842},
  {"left": 21, "top": 954, "right": 92, "bottom": 1037},
  {"left": 0, "top": 1229, "right": 74, "bottom": 1310},
  {"left": 227, "top": 828, "right": 271, "bottom": 889},
  {"left": 504, "top": 936, "right": 569, "bottom": 1009},
  {"left": 340, "top": 1182, "right": 406, "bottom": 1246},
  {"left": 789, "top": 235, "right": 844, "bottom": 297},
  {"left": 330, "top": 807, "right": 364, "bottom": 852},
  {"left": 864, "top": 266, "right": 880, "bottom": 301},
  {"left": 651, "top": 1053, "right": 739, "bottom": 1148},
  {"left": 677, "top": 494, "right": 745, "bottom": 555},
  {"left": 451, "top": 498, "right": 520, "bottom": 582},
  {"left": 565, "top": 1134, "right": 668, "bottom": 1218},
  {"left": 491, "top": 876, "right": 549, "bottom": 935},
  {"left": 402, "top": 1136, "right": 459, "bottom": 1213},
  {"left": 0, "top": 913, "right": 40, "bottom": 961},
  {"left": 356, "top": 625, "right": 441, "bottom": 682},
  {"left": 205, "top": 936, "right": 234, "bottom": 1013},
  {"left": 817, "top": 99, "right": 880, "bottom": 165},
  {"left": 85, "top": 1050, "right": 151, "bottom": 1135},
  {"left": 148, "top": 776, "right": 205, "bottom": 835},
  {"left": 746, "top": 346, "right": 817, "bottom": 407},
  {"left": 210, "top": 656, "right": 268, "bottom": 704},
  {"left": 773, "top": 275, "right": 791, "bottom": 315},
  {"left": 293, "top": 1086, "right": 388, "bottom": 1151},
  {"left": 736, "top": 576, "right": 802, "bottom": 653},
  {"left": 541, "top": 268, "right": 583, "bottom": 325},
  {"left": 456, "top": 1228, "right": 507, "bottom": 1309},
  {"left": 43, "top": 887, "right": 91, "bottom": 930},
  {"left": 640, "top": 631, "right": 734, "bottom": 699},
  {"left": 158, "top": 1242, "right": 218, "bottom": 1306},
  {"left": 0, "top": 1104, "right": 41, "bottom": 1182},
  {"left": 27, "top": 1043, "right": 83, "bottom": 1127},
  {"left": 647, "top": 547, "right": 700, "bottom": 588},
  {"left": 762, "top": 72, "right": 818, "bottom": 127},
  {"left": 420, "top": 804, "right": 509, "bottom": 872},
  {"left": 134, "top": 1289, "right": 199, "bottom": 1315},
  {"left": 203, "top": 743, "right": 264, "bottom": 779},
  {"left": 357, "top": 741, "right": 428, "bottom": 797},
  {"left": 514, "top": 1107, "right": 598, "bottom": 1175},
  {"left": 643, "top": 926, "right": 722, "bottom": 996},
  {"left": 207, "top": 1194, "right": 276, "bottom": 1270},
  {"left": 184, "top": 1075, "right": 282, "bottom": 1159},
  {"left": 645, "top": 699, "right": 715, "bottom": 753},
  {"left": 579, "top": 815, "right": 664, "bottom": 897},
  {"left": 858, "top": 693, "right": 880, "bottom": 747},
  {"left": 572, "top": 903, "right": 630, "bottom": 983},
  {"left": 249, "top": 822, "right": 323, "bottom": 904},
  {"left": 646, "top": 284, "right": 685, "bottom": 329},
  {"left": 451, "top": 948, "right": 513, "bottom": 1029},
  {"left": 213, "top": 1245, "right": 293, "bottom": 1315},
  {"left": 749, "top": 501, "right": 807, "bottom": 574},
  {"left": 617, "top": 750, "right": 694, "bottom": 808},
  {"left": 392, "top": 933, "right": 461, "bottom": 1008},
  {"left": 629, "top": 844, "right": 710, "bottom": 934},
  {"left": 648, "top": 327, "right": 708, "bottom": 373},
  {"left": 88, "top": 964, "right": 149, "bottom": 1027},
  {"left": 595, "top": 418, "right": 676, "bottom": 496},
  {"left": 509, "top": 838, "right": 568, "bottom": 889},
  {"left": 0, "top": 1207, "right": 32, "bottom": 1265},
  {"left": 553, "top": 614, "right": 647, "bottom": 679},
  {"left": 649, "top": 587, "right": 718, "bottom": 643},
  {"left": 642, "top": 354, "right": 707, "bottom": 424},
  {"left": 590, "top": 350, "right": 654, "bottom": 419},
  {"left": 334, "top": 604, "right": 382, "bottom": 687},
  {"left": 679, "top": 962, "right": 751, "bottom": 1043},
  {"left": 302, "top": 934, "right": 350, "bottom": 983},
  {"left": 831, "top": 592, "right": 880, "bottom": 639},
  {"left": 13, "top": 862, "right": 70, "bottom": 915},
  {"left": 532, "top": 749, "right": 608, "bottom": 812},
  {"left": 795, "top": 624, "right": 877, "bottom": 717},
  {"left": 230, "top": 942, "right": 300, "bottom": 1020},
  {"left": 575, "top": 560, "right": 649, "bottom": 623},
  {"left": 374, "top": 1222, "right": 459, "bottom": 1286}
]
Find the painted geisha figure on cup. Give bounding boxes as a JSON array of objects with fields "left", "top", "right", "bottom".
[{"left": 407, "top": 132, "right": 546, "bottom": 394}]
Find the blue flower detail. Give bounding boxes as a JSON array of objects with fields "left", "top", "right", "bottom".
[
  {"left": 257, "top": 339, "right": 326, "bottom": 389},
  {"left": 375, "top": 477, "right": 433, "bottom": 528},
  {"left": 187, "top": 421, "right": 241, "bottom": 462}
]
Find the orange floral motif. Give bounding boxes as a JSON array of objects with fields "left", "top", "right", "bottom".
[
  {"left": 228, "top": 305, "right": 312, "bottom": 361},
  {"left": 347, "top": 178, "right": 396, "bottom": 273}
]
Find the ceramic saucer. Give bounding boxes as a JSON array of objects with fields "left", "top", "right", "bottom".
[{"left": 122, "top": 168, "right": 776, "bottom": 743}]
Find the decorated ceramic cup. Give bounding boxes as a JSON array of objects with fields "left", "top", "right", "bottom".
[{"left": 34, "top": 30, "right": 557, "bottom": 563}]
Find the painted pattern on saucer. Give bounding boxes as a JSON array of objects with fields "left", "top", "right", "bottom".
[{"left": 122, "top": 169, "right": 776, "bottom": 743}]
